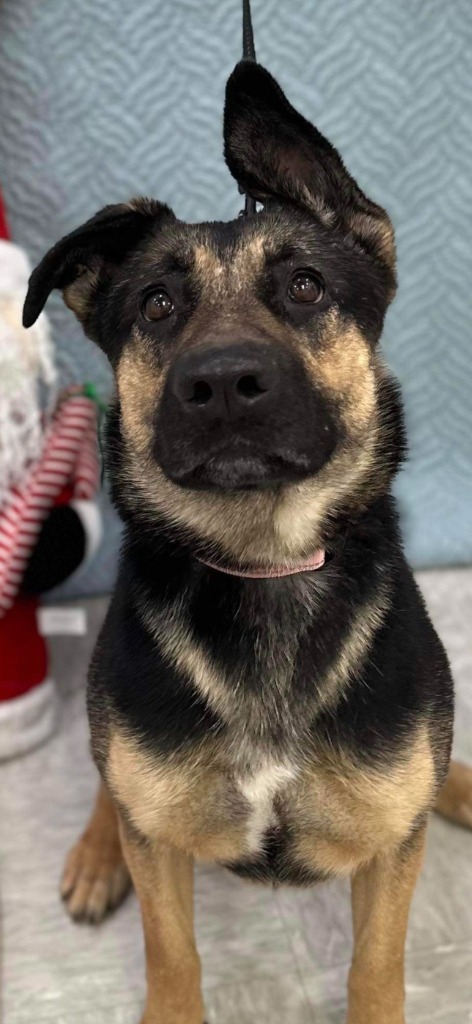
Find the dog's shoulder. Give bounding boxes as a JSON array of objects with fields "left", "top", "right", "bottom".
[
  {"left": 86, "top": 561, "right": 222, "bottom": 776},
  {"left": 320, "top": 556, "right": 453, "bottom": 780}
]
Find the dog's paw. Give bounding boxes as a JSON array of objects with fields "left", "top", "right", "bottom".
[
  {"left": 60, "top": 836, "right": 131, "bottom": 924},
  {"left": 435, "top": 760, "right": 472, "bottom": 829}
]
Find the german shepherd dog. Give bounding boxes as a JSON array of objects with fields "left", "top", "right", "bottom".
[{"left": 24, "top": 61, "right": 472, "bottom": 1024}]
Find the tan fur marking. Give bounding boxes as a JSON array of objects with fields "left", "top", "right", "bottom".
[
  {"left": 193, "top": 236, "right": 266, "bottom": 302},
  {"left": 295, "top": 726, "right": 434, "bottom": 877},
  {"left": 117, "top": 328, "right": 164, "bottom": 455},
  {"left": 300, "top": 308, "right": 377, "bottom": 431},
  {"left": 140, "top": 576, "right": 390, "bottom": 749},
  {"left": 142, "top": 603, "right": 234, "bottom": 719},
  {"left": 300, "top": 184, "right": 336, "bottom": 225},
  {"left": 193, "top": 245, "right": 224, "bottom": 292},
  {"left": 107, "top": 728, "right": 250, "bottom": 861},
  {"left": 271, "top": 442, "right": 378, "bottom": 558},
  {"left": 142, "top": 589, "right": 312, "bottom": 739},
  {"left": 348, "top": 209, "right": 397, "bottom": 285},
  {"left": 63, "top": 266, "right": 100, "bottom": 322},
  {"left": 315, "top": 580, "right": 392, "bottom": 714}
]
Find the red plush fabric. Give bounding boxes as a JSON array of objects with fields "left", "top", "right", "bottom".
[
  {"left": 0, "top": 598, "right": 48, "bottom": 700},
  {"left": 55, "top": 484, "right": 74, "bottom": 506}
]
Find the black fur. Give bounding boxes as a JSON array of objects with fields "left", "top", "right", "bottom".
[
  {"left": 224, "top": 62, "right": 397, "bottom": 293},
  {"left": 224, "top": 826, "right": 328, "bottom": 887},
  {"left": 22, "top": 199, "right": 174, "bottom": 341}
]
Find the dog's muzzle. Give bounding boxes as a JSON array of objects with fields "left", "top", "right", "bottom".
[{"left": 154, "top": 341, "right": 338, "bottom": 491}]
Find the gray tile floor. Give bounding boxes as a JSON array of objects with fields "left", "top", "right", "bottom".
[{"left": 2, "top": 569, "right": 472, "bottom": 1024}]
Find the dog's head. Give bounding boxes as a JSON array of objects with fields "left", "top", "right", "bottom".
[{"left": 24, "top": 62, "right": 403, "bottom": 566}]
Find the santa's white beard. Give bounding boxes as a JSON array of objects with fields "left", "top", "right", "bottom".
[{"left": 0, "top": 239, "right": 57, "bottom": 508}]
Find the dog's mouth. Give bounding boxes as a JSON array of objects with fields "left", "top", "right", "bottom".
[{"left": 161, "top": 442, "right": 313, "bottom": 492}]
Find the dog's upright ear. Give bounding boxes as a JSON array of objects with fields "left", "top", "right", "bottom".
[
  {"left": 224, "top": 62, "right": 396, "bottom": 290},
  {"left": 23, "top": 198, "right": 175, "bottom": 334}
]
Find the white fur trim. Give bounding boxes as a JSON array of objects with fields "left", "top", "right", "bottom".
[
  {"left": 0, "top": 238, "right": 57, "bottom": 507},
  {"left": 0, "top": 238, "right": 31, "bottom": 290},
  {"left": 69, "top": 499, "right": 103, "bottom": 563},
  {"left": 0, "top": 679, "right": 57, "bottom": 760}
]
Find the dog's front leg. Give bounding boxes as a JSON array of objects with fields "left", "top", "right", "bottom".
[
  {"left": 347, "top": 825, "right": 426, "bottom": 1024},
  {"left": 120, "top": 827, "right": 205, "bottom": 1024}
]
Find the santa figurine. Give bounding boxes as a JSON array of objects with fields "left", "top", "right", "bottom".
[{"left": 0, "top": 187, "right": 102, "bottom": 759}]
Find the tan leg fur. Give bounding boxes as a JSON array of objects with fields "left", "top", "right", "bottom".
[
  {"left": 119, "top": 825, "right": 205, "bottom": 1024},
  {"left": 435, "top": 760, "right": 472, "bottom": 828},
  {"left": 347, "top": 826, "right": 426, "bottom": 1024},
  {"left": 61, "top": 782, "right": 131, "bottom": 923}
]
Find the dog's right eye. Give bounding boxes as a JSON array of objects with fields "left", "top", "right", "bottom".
[
  {"left": 141, "top": 289, "right": 174, "bottom": 322},
  {"left": 288, "top": 270, "right": 324, "bottom": 304}
]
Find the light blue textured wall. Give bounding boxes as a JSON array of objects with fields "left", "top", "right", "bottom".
[{"left": 1, "top": 0, "right": 471, "bottom": 592}]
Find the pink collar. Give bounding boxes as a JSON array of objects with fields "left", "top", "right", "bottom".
[{"left": 197, "top": 549, "right": 325, "bottom": 579}]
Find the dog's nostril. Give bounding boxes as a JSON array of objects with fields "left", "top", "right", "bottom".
[
  {"left": 236, "top": 374, "right": 266, "bottom": 400},
  {"left": 188, "top": 380, "right": 213, "bottom": 405}
]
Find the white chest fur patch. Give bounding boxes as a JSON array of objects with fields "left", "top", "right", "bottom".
[{"left": 236, "top": 761, "right": 298, "bottom": 855}]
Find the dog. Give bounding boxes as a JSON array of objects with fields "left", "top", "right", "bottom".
[{"left": 24, "top": 60, "right": 472, "bottom": 1024}]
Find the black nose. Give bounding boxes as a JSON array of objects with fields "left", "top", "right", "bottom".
[{"left": 169, "top": 343, "right": 280, "bottom": 421}]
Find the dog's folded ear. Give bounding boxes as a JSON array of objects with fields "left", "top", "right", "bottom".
[
  {"left": 224, "top": 62, "right": 395, "bottom": 288},
  {"left": 23, "top": 198, "right": 175, "bottom": 331}
]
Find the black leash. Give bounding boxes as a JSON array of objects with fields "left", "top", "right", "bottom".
[
  {"left": 242, "top": 0, "right": 256, "bottom": 62},
  {"left": 240, "top": 0, "right": 257, "bottom": 216}
]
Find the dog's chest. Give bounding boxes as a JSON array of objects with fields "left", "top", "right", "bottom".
[
  {"left": 107, "top": 721, "right": 434, "bottom": 885},
  {"left": 234, "top": 760, "right": 299, "bottom": 853},
  {"left": 108, "top": 727, "right": 301, "bottom": 861}
]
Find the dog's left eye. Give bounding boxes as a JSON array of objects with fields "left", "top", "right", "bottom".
[
  {"left": 141, "top": 289, "right": 174, "bottom": 321},
  {"left": 288, "top": 271, "right": 324, "bottom": 304}
]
